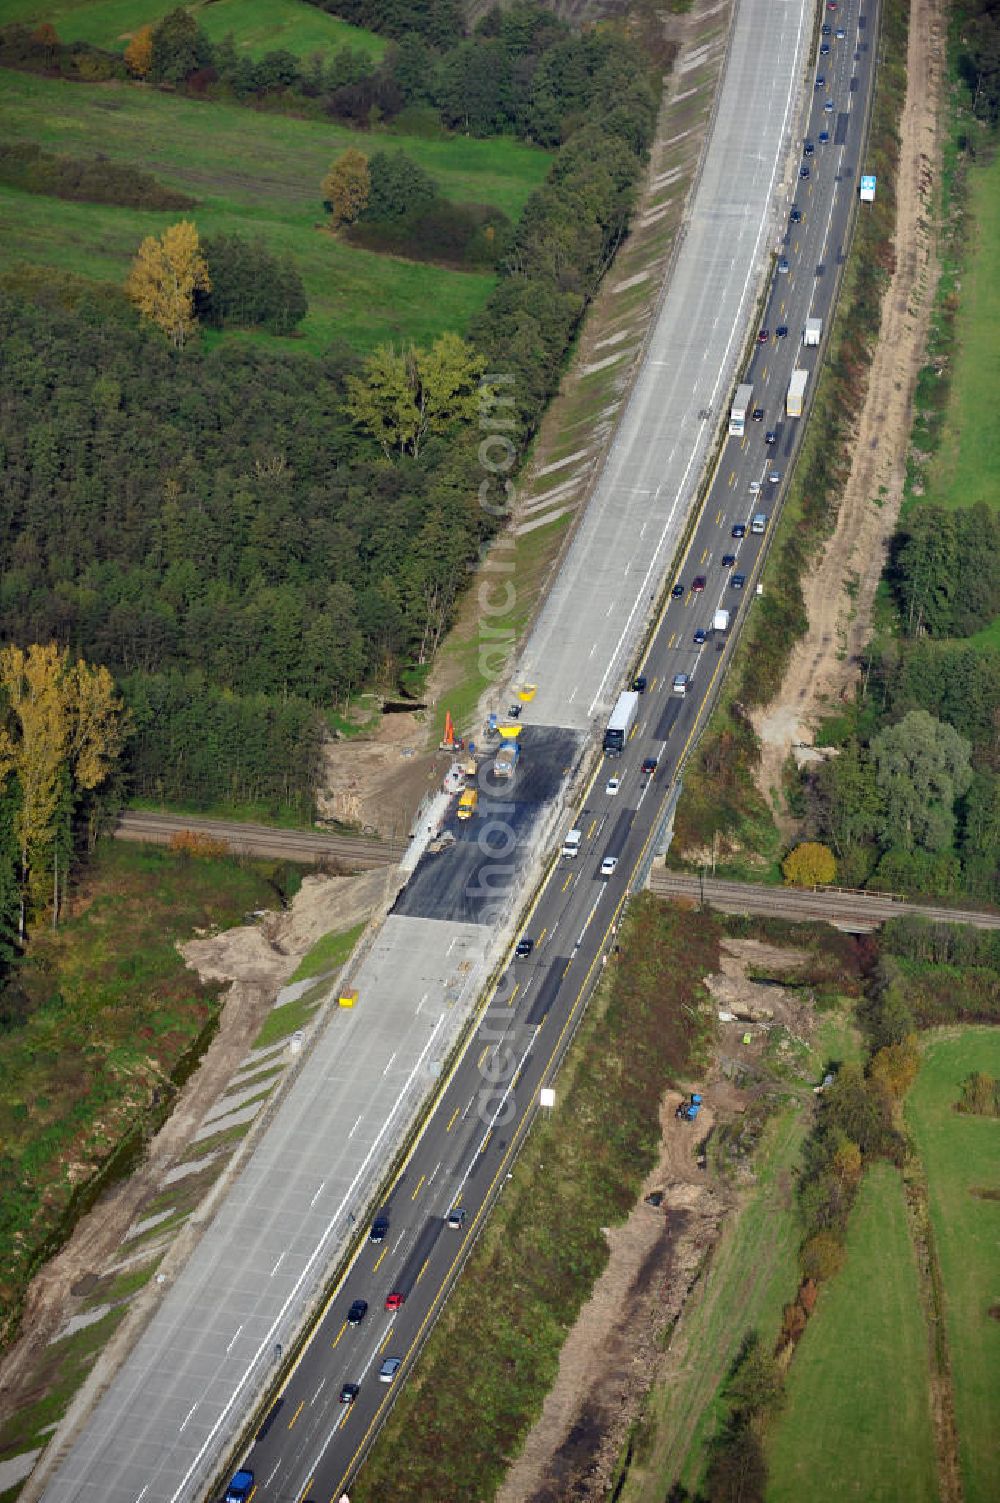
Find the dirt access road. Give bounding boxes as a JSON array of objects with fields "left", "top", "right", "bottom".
[{"left": 754, "top": 0, "right": 946, "bottom": 816}]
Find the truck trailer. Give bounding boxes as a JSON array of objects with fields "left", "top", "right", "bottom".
[
  {"left": 603, "top": 691, "right": 640, "bottom": 756},
  {"left": 803, "top": 316, "right": 822, "bottom": 347},
  {"left": 729, "top": 383, "right": 754, "bottom": 437},
  {"left": 786, "top": 368, "right": 808, "bottom": 417}
]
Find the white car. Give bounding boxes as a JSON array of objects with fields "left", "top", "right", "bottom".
[
  {"left": 605, "top": 775, "right": 621, "bottom": 796},
  {"left": 600, "top": 856, "right": 618, "bottom": 878},
  {"left": 748, "top": 479, "right": 762, "bottom": 495}
]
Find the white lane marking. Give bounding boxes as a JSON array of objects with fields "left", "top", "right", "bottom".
[
  {"left": 310, "top": 1181, "right": 326, "bottom": 1208},
  {"left": 271, "top": 1252, "right": 286, "bottom": 1277},
  {"left": 312, "top": 1377, "right": 326, "bottom": 1404},
  {"left": 349, "top": 1113, "right": 363, "bottom": 1138},
  {"left": 428, "top": 1160, "right": 442, "bottom": 1185},
  {"left": 178, "top": 1406, "right": 197, "bottom": 1434},
  {"left": 382, "top": 1051, "right": 397, "bottom": 1076},
  {"left": 172, "top": 1012, "right": 454, "bottom": 1503},
  {"left": 226, "top": 1324, "right": 243, "bottom": 1354}
]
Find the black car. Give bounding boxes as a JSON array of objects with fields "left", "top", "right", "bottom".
[
  {"left": 820, "top": 40, "right": 830, "bottom": 53},
  {"left": 731, "top": 573, "right": 746, "bottom": 590},
  {"left": 632, "top": 675, "right": 647, "bottom": 693},
  {"left": 515, "top": 938, "right": 535, "bottom": 958},
  {"left": 776, "top": 325, "right": 789, "bottom": 338},
  {"left": 765, "top": 430, "right": 777, "bottom": 445},
  {"left": 752, "top": 406, "right": 764, "bottom": 422},
  {"left": 815, "top": 75, "right": 825, "bottom": 89},
  {"left": 732, "top": 522, "right": 746, "bottom": 539},
  {"left": 821, "top": 20, "right": 832, "bottom": 31},
  {"left": 671, "top": 582, "right": 685, "bottom": 598},
  {"left": 339, "top": 1383, "right": 360, "bottom": 1405},
  {"left": 721, "top": 553, "right": 737, "bottom": 568},
  {"left": 347, "top": 1299, "right": 368, "bottom": 1327},
  {"left": 790, "top": 206, "right": 802, "bottom": 222},
  {"left": 369, "top": 1215, "right": 389, "bottom": 1244},
  {"left": 804, "top": 140, "right": 815, "bottom": 156},
  {"left": 800, "top": 165, "right": 811, "bottom": 179},
  {"left": 693, "top": 628, "right": 707, "bottom": 645},
  {"left": 641, "top": 757, "right": 658, "bottom": 776}
]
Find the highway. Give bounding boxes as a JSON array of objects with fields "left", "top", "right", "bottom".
[
  {"left": 35, "top": 4, "right": 880, "bottom": 1501},
  {"left": 227, "top": 6, "right": 882, "bottom": 1498},
  {"left": 114, "top": 812, "right": 403, "bottom": 868}
]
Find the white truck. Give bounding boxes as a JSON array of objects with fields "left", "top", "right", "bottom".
[
  {"left": 561, "top": 828, "right": 582, "bottom": 858},
  {"left": 713, "top": 608, "right": 730, "bottom": 632},
  {"left": 786, "top": 368, "right": 808, "bottom": 418},
  {"left": 803, "top": 316, "right": 822, "bottom": 347},
  {"left": 603, "top": 690, "right": 640, "bottom": 756},
  {"left": 729, "top": 383, "right": 754, "bottom": 437}
]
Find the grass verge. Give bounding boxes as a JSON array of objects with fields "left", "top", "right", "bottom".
[
  {"left": 289, "top": 920, "right": 367, "bottom": 984},
  {"left": 906, "top": 1027, "right": 1000, "bottom": 1503},
  {"left": 766, "top": 1161, "right": 938, "bottom": 1502}
]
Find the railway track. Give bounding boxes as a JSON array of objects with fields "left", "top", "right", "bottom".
[
  {"left": 114, "top": 811, "right": 405, "bottom": 868},
  {"left": 647, "top": 869, "right": 1000, "bottom": 932}
]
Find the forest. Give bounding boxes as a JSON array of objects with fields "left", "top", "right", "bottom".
[{"left": 0, "top": 2, "right": 657, "bottom": 832}]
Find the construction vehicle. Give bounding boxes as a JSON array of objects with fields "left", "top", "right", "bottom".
[
  {"left": 439, "top": 710, "right": 464, "bottom": 751},
  {"left": 457, "top": 788, "right": 478, "bottom": 820},
  {"left": 494, "top": 740, "right": 520, "bottom": 778},
  {"left": 675, "top": 1092, "right": 703, "bottom": 1122}
]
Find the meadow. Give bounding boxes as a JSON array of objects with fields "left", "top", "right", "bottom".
[
  {"left": 1, "top": 0, "right": 386, "bottom": 60},
  {"left": 925, "top": 150, "right": 1000, "bottom": 514},
  {"left": 907, "top": 1028, "right": 1000, "bottom": 1503},
  {"left": 765, "top": 1162, "right": 938, "bottom": 1503},
  {"left": 0, "top": 68, "right": 551, "bottom": 352}
]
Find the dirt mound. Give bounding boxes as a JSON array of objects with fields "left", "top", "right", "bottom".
[{"left": 181, "top": 868, "right": 393, "bottom": 989}]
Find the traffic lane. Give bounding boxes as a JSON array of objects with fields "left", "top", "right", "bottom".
[{"left": 259, "top": 23, "right": 874, "bottom": 1492}]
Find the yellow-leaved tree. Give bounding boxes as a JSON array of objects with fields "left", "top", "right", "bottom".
[
  {"left": 0, "top": 643, "right": 127, "bottom": 931},
  {"left": 124, "top": 24, "right": 154, "bottom": 77},
  {"left": 125, "top": 220, "right": 210, "bottom": 349},
  {"left": 781, "top": 841, "right": 837, "bottom": 889},
  {"left": 322, "top": 148, "right": 370, "bottom": 228}
]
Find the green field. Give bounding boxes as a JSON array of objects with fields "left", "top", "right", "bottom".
[
  {"left": 766, "top": 1162, "right": 937, "bottom": 1503},
  {"left": 1, "top": 0, "right": 386, "bottom": 60},
  {"left": 0, "top": 69, "right": 550, "bottom": 352},
  {"left": 907, "top": 1028, "right": 1000, "bottom": 1503},
  {"left": 927, "top": 150, "right": 1000, "bottom": 512}
]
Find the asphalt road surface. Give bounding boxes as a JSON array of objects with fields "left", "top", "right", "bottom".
[{"left": 228, "top": 5, "right": 883, "bottom": 1497}]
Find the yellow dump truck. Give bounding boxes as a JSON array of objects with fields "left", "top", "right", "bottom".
[{"left": 457, "top": 788, "right": 478, "bottom": 820}]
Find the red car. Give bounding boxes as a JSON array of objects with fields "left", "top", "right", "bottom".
[
  {"left": 758, "top": 328, "right": 769, "bottom": 343},
  {"left": 691, "top": 575, "right": 706, "bottom": 592},
  {"left": 385, "top": 1291, "right": 405, "bottom": 1311}
]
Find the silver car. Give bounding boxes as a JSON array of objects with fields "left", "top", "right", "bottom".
[{"left": 379, "top": 1357, "right": 402, "bottom": 1384}]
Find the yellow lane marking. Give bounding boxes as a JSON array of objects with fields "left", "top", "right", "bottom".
[
  {"left": 411, "top": 1174, "right": 426, "bottom": 1201},
  {"left": 331, "top": 1322, "right": 346, "bottom": 1350},
  {"left": 288, "top": 1400, "right": 305, "bottom": 1430},
  {"left": 446, "top": 1107, "right": 459, "bottom": 1132},
  {"left": 373, "top": 1247, "right": 387, "bottom": 1273}
]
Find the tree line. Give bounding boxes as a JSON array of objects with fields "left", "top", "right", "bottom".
[
  {"left": 2, "top": 2, "right": 644, "bottom": 149},
  {"left": 0, "top": 10, "right": 654, "bottom": 820}
]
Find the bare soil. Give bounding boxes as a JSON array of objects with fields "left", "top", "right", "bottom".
[
  {"left": 497, "top": 938, "right": 813, "bottom": 1503},
  {"left": 753, "top": 0, "right": 946, "bottom": 823},
  {"left": 0, "top": 870, "right": 384, "bottom": 1474}
]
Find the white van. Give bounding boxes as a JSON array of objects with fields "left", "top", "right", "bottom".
[
  {"left": 751, "top": 512, "right": 768, "bottom": 534},
  {"left": 561, "top": 828, "right": 582, "bottom": 858}
]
